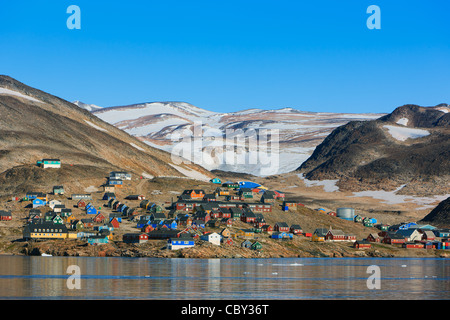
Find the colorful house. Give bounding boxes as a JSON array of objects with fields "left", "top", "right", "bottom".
[
  {"left": 32, "top": 198, "right": 46, "bottom": 208},
  {"left": 182, "top": 189, "right": 205, "bottom": 199},
  {"left": 200, "top": 232, "right": 221, "bottom": 246},
  {"left": 123, "top": 233, "right": 149, "bottom": 244},
  {"left": 251, "top": 241, "right": 263, "bottom": 250},
  {"left": 210, "top": 178, "right": 222, "bottom": 184},
  {"left": 53, "top": 186, "right": 64, "bottom": 195},
  {"left": 290, "top": 224, "right": 303, "bottom": 235},
  {"left": 241, "top": 240, "right": 252, "bottom": 248},
  {"left": 274, "top": 222, "right": 289, "bottom": 232},
  {"left": 87, "top": 235, "right": 109, "bottom": 245},
  {"left": 38, "top": 159, "right": 61, "bottom": 169},
  {"left": 86, "top": 206, "right": 98, "bottom": 215},
  {"left": 354, "top": 240, "right": 372, "bottom": 249},
  {"left": 167, "top": 236, "right": 195, "bottom": 250},
  {"left": 382, "top": 232, "right": 406, "bottom": 244},
  {"left": 23, "top": 222, "right": 68, "bottom": 240},
  {"left": 0, "top": 211, "right": 12, "bottom": 221},
  {"left": 110, "top": 217, "right": 120, "bottom": 229},
  {"left": 271, "top": 232, "right": 293, "bottom": 239}
]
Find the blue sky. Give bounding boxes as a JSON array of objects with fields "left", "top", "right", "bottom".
[{"left": 0, "top": 1, "right": 449, "bottom": 113}]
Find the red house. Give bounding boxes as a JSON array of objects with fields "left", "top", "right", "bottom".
[
  {"left": 141, "top": 225, "right": 155, "bottom": 233},
  {"left": 262, "top": 225, "right": 273, "bottom": 233},
  {"left": 274, "top": 222, "right": 289, "bottom": 232},
  {"left": 367, "top": 233, "right": 381, "bottom": 242},
  {"left": 0, "top": 211, "right": 12, "bottom": 221},
  {"left": 421, "top": 230, "right": 436, "bottom": 241},
  {"left": 402, "top": 243, "right": 424, "bottom": 249},
  {"left": 195, "top": 211, "right": 211, "bottom": 223},
  {"left": 354, "top": 240, "right": 372, "bottom": 249},
  {"left": 77, "top": 200, "right": 87, "bottom": 208},
  {"left": 382, "top": 233, "right": 406, "bottom": 244},
  {"left": 93, "top": 212, "right": 106, "bottom": 223},
  {"left": 325, "top": 229, "right": 346, "bottom": 241},
  {"left": 110, "top": 217, "right": 120, "bottom": 229},
  {"left": 241, "top": 210, "right": 257, "bottom": 223},
  {"left": 274, "top": 190, "right": 285, "bottom": 199},
  {"left": 219, "top": 208, "right": 232, "bottom": 219},
  {"left": 290, "top": 225, "right": 303, "bottom": 235}
]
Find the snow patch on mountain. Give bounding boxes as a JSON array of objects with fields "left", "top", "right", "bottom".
[
  {"left": 0, "top": 87, "right": 42, "bottom": 103},
  {"left": 383, "top": 125, "right": 430, "bottom": 141},
  {"left": 91, "top": 101, "right": 384, "bottom": 176},
  {"left": 73, "top": 101, "right": 103, "bottom": 111}
]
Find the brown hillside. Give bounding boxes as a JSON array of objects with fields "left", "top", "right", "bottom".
[{"left": 0, "top": 75, "right": 212, "bottom": 196}]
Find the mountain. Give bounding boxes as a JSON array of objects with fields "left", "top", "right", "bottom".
[
  {"left": 297, "top": 104, "right": 450, "bottom": 196},
  {"left": 0, "top": 76, "right": 212, "bottom": 195},
  {"left": 420, "top": 197, "right": 450, "bottom": 227},
  {"left": 92, "top": 102, "right": 383, "bottom": 176},
  {"left": 72, "top": 101, "right": 103, "bottom": 112}
]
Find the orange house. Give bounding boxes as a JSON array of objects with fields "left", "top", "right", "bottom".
[{"left": 183, "top": 189, "right": 205, "bottom": 199}]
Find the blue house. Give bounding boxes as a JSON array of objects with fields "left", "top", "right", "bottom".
[
  {"left": 87, "top": 235, "right": 109, "bottom": 245},
  {"left": 434, "top": 229, "right": 450, "bottom": 237},
  {"left": 163, "top": 219, "right": 177, "bottom": 229},
  {"left": 119, "top": 205, "right": 128, "bottom": 214},
  {"left": 32, "top": 198, "right": 46, "bottom": 208},
  {"left": 210, "top": 178, "right": 222, "bottom": 184},
  {"left": 108, "top": 179, "right": 123, "bottom": 185},
  {"left": 271, "top": 232, "right": 293, "bottom": 239},
  {"left": 399, "top": 222, "right": 418, "bottom": 230},
  {"left": 167, "top": 237, "right": 195, "bottom": 250},
  {"left": 136, "top": 219, "right": 150, "bottom": 229},
  {"left": 86, "top": 206, "right": 98, "bottom": 215}
]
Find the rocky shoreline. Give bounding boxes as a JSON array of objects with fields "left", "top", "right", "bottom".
[{"left": 12, "top": 239, "right": 450, "bottom": 259}]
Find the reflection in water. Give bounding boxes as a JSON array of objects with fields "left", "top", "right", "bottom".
[{"left": 0, "top": 256, "right": 448, "bottom": 299}]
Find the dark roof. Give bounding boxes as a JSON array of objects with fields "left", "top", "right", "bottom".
[
  {"left": 275, "top": 222, "right": 289, "bottom": 228},
  {"left": 24, "top": 222, "right": 68, "bottom": 233}
]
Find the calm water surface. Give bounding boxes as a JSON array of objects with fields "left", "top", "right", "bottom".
[{"left": 0, "top": 256, "right": 448, "bottom": 299}]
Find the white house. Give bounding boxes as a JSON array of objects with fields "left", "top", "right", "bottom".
[
  {"left": 48, "top": 200, "right": 62, "bottom": 210},
  {"left": 200, "top": 232, "right": 222, "bottom": 246},
  {"left": 167, "top": 237, "right": 195, "bottom": 250},
  {"left": 109, "top": 171, "right": 132, "bottom": 181},
  {"left": 396, "top": 229, "right": 422, "bottom": 242},
  {"left": 39, "top": 159, "right": 61, "bottom": 169}
]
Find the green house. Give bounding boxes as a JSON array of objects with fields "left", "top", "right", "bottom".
[
  {"left": 53, "top": 186, "right": 65, "bottom": 195},
  {"left": 354, "top": 215, "right": 363, "bottom": 223},
  {"left": 239, "top": 188, "right": 253, "bottom": 199},
  {"left": 51, "top": 215, "right": 64, "bottom": 225},
  {"left": 251, "top": 241, "right": 262, "bottom": 250}
]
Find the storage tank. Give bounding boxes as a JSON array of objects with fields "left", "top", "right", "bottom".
[{"left": 336, "top": 207, "right": 355, "bottom": 221}]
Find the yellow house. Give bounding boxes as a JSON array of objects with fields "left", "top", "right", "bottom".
[
  {"left": 23, "top": 222, "right": 68, "bottom": 240},
  {"left": 67, "top": 232, "right": 78, "bottom": 239},
  {"left": 215, "top": 187, "right": 230, "bottom": 196},
  {"left": 235, "top": 229, "right": 255, "bottom": 239},
  {"left": 312, "top": 234, "right": 325, "bottom": 242},
  {"left": 312, "top": 228, "right": 328, "bottom": 242}
]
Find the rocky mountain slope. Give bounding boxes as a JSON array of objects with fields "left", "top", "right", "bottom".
[
  {"left": 90, "top": 101, "right": 383, "bottom": 176},
  {"left": 297, "top": 104, "right": 450, "bottom": 196},
  {"left": 420, "top": 197, "right": 450, "bottom": 227},
  {"left": 0, "top": 76, "right": 212, "bottom": 196}
]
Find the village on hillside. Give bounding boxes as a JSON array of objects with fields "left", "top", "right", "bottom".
[{"left": 0, "top": 158, "right": 449, "bottom": 257}]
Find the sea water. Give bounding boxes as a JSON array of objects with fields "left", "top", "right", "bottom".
[{"left": 0, "top": 256, "right": 448, "bottom": 299}]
